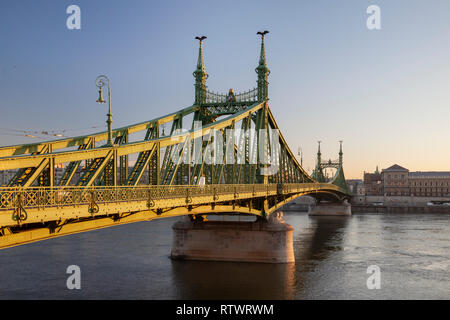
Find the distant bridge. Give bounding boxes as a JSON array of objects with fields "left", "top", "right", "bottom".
[{"left": 0, "top": 33, "right": 351, "bottom": 249}]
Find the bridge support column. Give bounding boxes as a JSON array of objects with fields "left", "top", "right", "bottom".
[
  {"left": 171, "top": 212, "right": 294, "bottom": 263},
  {"left": 309, "top": 200, "right": 352, "bottom": 216}
]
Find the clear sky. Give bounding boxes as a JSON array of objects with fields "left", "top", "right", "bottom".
[{"left": 1, "top": 0, "right": 449, "bottom": 178}]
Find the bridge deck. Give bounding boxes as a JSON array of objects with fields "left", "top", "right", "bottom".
[
  {"left": 0, "top": 183, "right": 344, "bottom": 226},
  {"left": 0, "top": 35, "right": 352, "bottom": 249},
  {"left": 0, "top": 183, "right": 346, "bottom": 249}
]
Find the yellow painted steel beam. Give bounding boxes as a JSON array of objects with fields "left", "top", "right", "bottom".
[
  {"left": 0, "top": 105, "right": 199, "bottom": 158},
  {"left": 130, "top": 145, "right": 157, "bottom": 186},
  {"left": 0, "top": 103, "right": 264, "bottom": 171},
  {"left": 266, "top": 107, "right": 313, "bottom": 182},
  {"left": 0, "top": 183, "right": 346, "bottom": 228},
  {"left": 0, "top": 183, "right": 347, "bottom": 250},
  {"left": 0, "top": 204, "right": 266, "bottom": 250},
  {"left": 265, "top": 190, "right": 344, "bottom": 215},
  {"left": 22, "top": 158, "right": 49, "bottom": 187},
  {"left": 82, "top": 151, "right": 114, "bottom": 186}
]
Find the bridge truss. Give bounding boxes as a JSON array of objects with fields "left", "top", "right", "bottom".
[{"left": 0, "top": 33, "right": 351, "bottom": 249}]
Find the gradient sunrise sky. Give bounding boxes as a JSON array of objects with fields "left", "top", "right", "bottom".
[{"left": 0, "top": 0, "right": 449, "bottom": 178}]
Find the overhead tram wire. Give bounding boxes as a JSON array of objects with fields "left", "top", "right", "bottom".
[{"left": 0, "top": 124, "right": 105, "bottom": 139}]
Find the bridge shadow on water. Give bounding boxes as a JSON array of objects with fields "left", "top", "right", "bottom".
[
  {"left": 296, "top": 215, "right": 350, "bottom": 261},
  {"left": 171, "top": 259, "right": 296, "bottom": 300},
  {"left": 169, "top": 213, "right": 350, "bottom": 300},
  {"left": 291, "top": 214, "right": 350, "bottom": 299},
  {"left": 0, "top": 213, "right": 350, "bottom": 299}
]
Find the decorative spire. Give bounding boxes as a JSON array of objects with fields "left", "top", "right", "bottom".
[
  {"left": 298, "top": 147, "right": 303, "bottom": 167},
  {"left": 317, "top": 141, "right": 322, "bottom": 165},
  {"left": 193, "top": 36, "right": 208, "bottom": 104},
  {"left": 339, "top": 140, "right": 343, "bottom": 165},
  {"left": 258, "top": 31, "right": 268, "bottom": 65},
  {"left": 312, "top": 140, "right": 325, "bottom": 182},
  {"left": 256, "top": 30, "right": 270, "bottom": 101}
]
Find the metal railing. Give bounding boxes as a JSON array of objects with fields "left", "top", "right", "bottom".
[
  {"left": 0, "top": 183, "right": 336, "bottom": 211},
  {"left": 204, "top": 88, "right": 258, "bottom": 104}
]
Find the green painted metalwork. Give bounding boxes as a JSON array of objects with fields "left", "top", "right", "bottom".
[
  {"left": 194, "top": 36, "right": 208, "bottom": 105},
  {"left": 0, "top": 32, "right": 352, "bottom": 243},
  {"left": 127, "top": 126, "right": 157, "bottom": 186},
  {"left": 58, "top": 139, "right": 93, "bottom": 186},
  {"left": 311, "top": 140, "right": 350, "bottom": 194},
  {"left": 256, "top": 31, "right": 270, "bottom": 101}
]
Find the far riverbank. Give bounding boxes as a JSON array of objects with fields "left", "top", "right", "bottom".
[{"left": 351, "top": 204, "right": 450, "bottom": 214}]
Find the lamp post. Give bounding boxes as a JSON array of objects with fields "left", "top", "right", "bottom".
[
  {"left": 95, "top": 75, "right": 113, "bottom": 146},
  {"left": 297, "top": 147, "right": 303, "bottom": 167}
]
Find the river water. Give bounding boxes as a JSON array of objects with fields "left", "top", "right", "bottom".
[{"left": 0, "top": 212, "right": 449, "bottom": 299}]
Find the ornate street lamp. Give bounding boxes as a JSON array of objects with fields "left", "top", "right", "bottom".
[
  {"left": 95, "top": 75, "right": 113, "bottom": 146},
  {"left": 297, "top": 147, "right": 303, "bottom": 167}
]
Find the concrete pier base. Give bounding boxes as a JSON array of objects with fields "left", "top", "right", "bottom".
[
  {"left": 309, "top": 200, "right": 352, "bottom": 216},
  {"left": 170, "top": 212, "right": 295, "bottom": 263}
]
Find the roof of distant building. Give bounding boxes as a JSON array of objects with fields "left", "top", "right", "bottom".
[
  {"left": 346, "top": 179, "right": 363, "bottom": 183},
  {"left": 364, "top": 172, "right": 381, "bottom": 177},
  {"left": 409, "top": 171, "right": 450, "bottom": 177},
  {"left": 382, "top": 164, "right": 409, "bottom": 172}
]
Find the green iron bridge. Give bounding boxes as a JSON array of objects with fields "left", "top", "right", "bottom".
[{"left": 0, "top": 33, "right": 351, "bottom": 249}]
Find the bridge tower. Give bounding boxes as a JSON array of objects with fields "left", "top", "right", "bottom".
[
  {"left": 0, "top": 32, "right": 352, "bottom": 254},
  {"left": 309, "top": 141, "right": 352, "bottom": 216},
  {"left": 256, "top": 31, "right": 270, "bottom": 102},
  {"left": 193, "top": 36, "right": 208, "bottom": 105},
  {"left": 172, "top": 32, "right": 293, "bottom": 263},
  {"left": 312, "top": 141, "right": 326, "bottom": 182},
  {"left": 255, "top": 31, "right": 271, "bottom": 185}
]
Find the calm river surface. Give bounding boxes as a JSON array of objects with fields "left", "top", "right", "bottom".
[{"left": 0, "top": 212, "right": 449, "bottom": 299}]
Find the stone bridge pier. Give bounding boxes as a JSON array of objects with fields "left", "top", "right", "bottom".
[
  {"left": 308, "top": 199, "right": 352, "bottom": 216},
  {"left": 170, "top": 212, "right": 295, "bottom": 263}
]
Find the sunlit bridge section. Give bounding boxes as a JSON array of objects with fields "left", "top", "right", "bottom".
[{"left": 0, "top": 33, "right": 351, "bottom": 250}]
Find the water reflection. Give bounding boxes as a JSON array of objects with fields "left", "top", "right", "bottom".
[
  {"left": 1, "top": 213, "right": 448, "bottom": 299},
  {"left": 299, "top": 216, "right": 349, "bottom": 261},
  {"left": 170, "top": 215, "right": 350, "bottom": 300},
  {"left": 171, "top": 255, "right": 296, "bottom": 300},
  {"left": 291, "top": 215, "right": 350, "bottom": 298}
]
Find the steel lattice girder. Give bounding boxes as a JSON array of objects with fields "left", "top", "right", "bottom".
[
  {"left": 0, "top": 105, "right": 199, "bottom": 158},
  {"left": 0, "top": 103, "right": 263, "bottom": 171},
  {"left": 0, "top": 32, "right": 354, "bottom": 250},
  {"left": 0, "top": 182, "right": 347, "bottom": 229},
  {"left": 0, "top": 101, "right": 348, "bottom": 192},
  {"left": 0, "top": 102, "right": 352, "bottom": 249}
]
